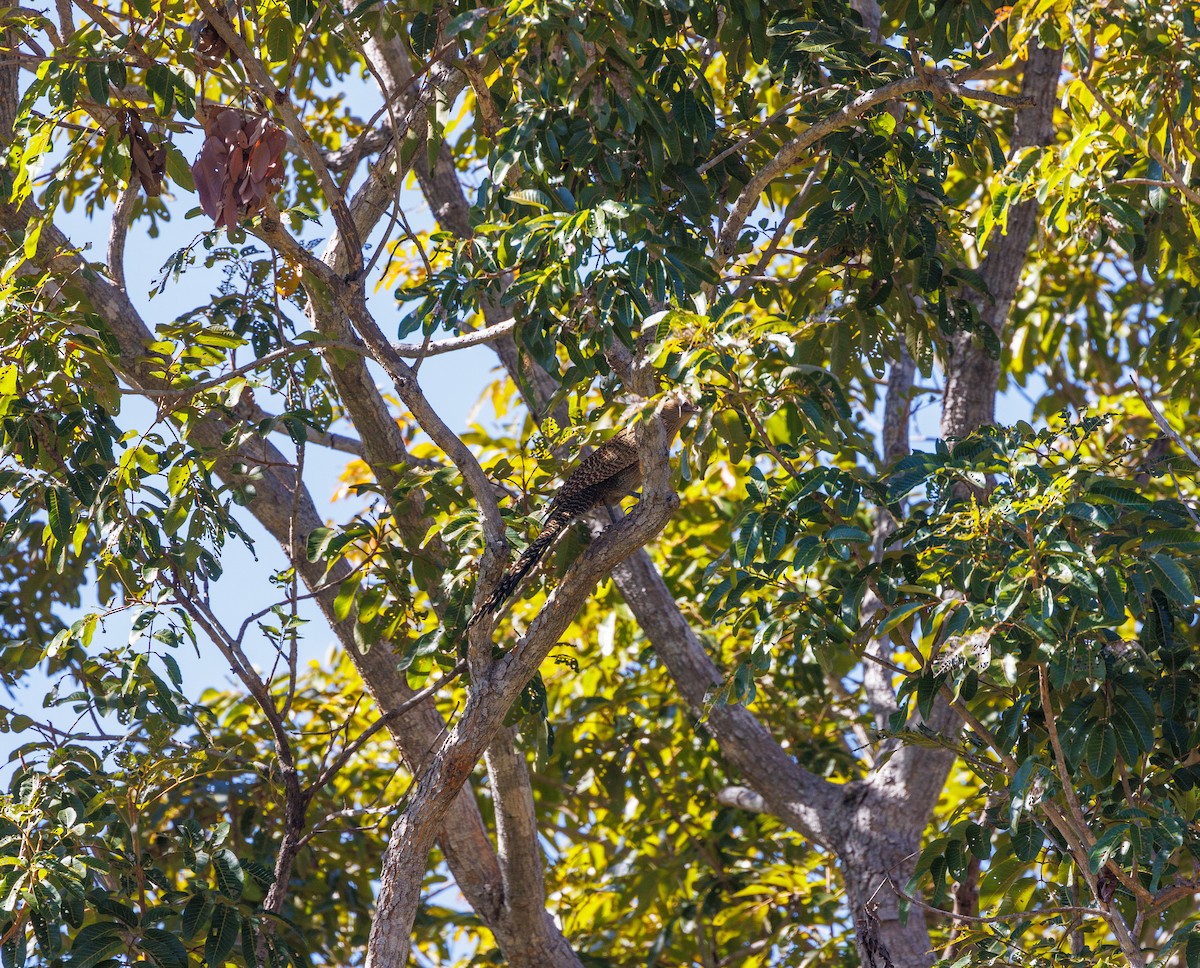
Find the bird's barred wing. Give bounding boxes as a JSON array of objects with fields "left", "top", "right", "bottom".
[{"left": 547, "top": 430, "right": 639, "bottom": 514}]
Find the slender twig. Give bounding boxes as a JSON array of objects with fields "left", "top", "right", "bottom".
[
  {"left": 894, "top": 878, "right": 1106, "bottom": 926},
  {"left": 121, "top": 319, "right": 518, "bottom": 400},
  {"left": 1078, "top": 73, "right": 1200, "bottom": 208},
  {"left": 1128, "top": 371, "right": 1200, "bottom": 469},
  {"left": 313, "top": 660, "right": 467, "bottom": 790},
  {"left": 1038, "top": 665, "right": 1095, "bottom": 848},
  {"left": 697, "top": 90, "right": 817, "bottom": 175},
  {"left": 235, "top": 400, "right": 365, "bottom": 457},
  {"left": 173, "top": 585, "right": 311, "bottom": 921}
]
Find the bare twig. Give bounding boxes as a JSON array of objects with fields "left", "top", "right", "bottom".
[
  {"left": 106, "top": 181, "right": 137, "bottom": 291},
  {"left": 1129, "top": 371, "right": 1200, "bottom": 469},
  {"left": 121, "top": 319, "right": 517, "bottom": 400},
  {"left": 314, "top": 660, "right": 466, "bottom": 790}
]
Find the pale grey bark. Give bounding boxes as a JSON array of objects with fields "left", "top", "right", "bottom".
[
  {"left": 485, "top": 732, "right": 583, "bottom": 966},
  {"left": 366, "top": 400, "right": 680, "bottom": 967},
  {"left": 327, "top": 34, "right": 582, "bottom": 965}
]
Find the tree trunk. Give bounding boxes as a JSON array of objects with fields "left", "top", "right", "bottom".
[{"left": 941, "top": 44, "right": 1064, "bottom": 437}]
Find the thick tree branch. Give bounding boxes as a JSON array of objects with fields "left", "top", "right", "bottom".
[
  {"left": 366, "top": 402, "right": 681, "bottom": 967},
  {"left": 484, "top": 730, "right": 581, "bottom": 965},
  {"left": 941, "top": 44, "right": 1064, "bottom": 438},
  {"left": 609, "top": 545, "right": 840, "bottom": 844},
  {"left": 105, "top": 180, "right": 136, "bottom": 291}
]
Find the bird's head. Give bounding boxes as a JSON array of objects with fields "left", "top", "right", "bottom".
[{"left": 661, "top": 399, "right": 701, "bottom": 438}]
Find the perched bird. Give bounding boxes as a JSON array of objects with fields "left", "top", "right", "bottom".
[{"left": 468, "top": 400, "right": 700, "bottom": 626}]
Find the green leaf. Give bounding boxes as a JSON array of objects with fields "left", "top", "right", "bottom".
[
  {"left": 1011, "top": 815, "right": 1043, "bottom": 862},
  {"left": 306, "top": 526, "right": 335, "bottom": 561},
  {"left": 964, "top": 821, "right": 990, "bottom": 860},
  {"left": 212, "top": 848, "right": 245, "bottom": 900},
  {"left": 84, "top": 61, "right": 108, "bottom": 104},
  {"left": 409, "top": 12, "right": 437, "bottom": 55},
  {"left": 1085, "top": 724, "right": 1116, "bottom": 778},
  {"left": 1097, "top": 566, "right": 1125, "bottom": 621},
  {"left": 733, "top": 512, "right": 760, "bottom": 564},
  {"left": 205, "top": 905, "right": 241, "bottom": 967},
  {"left": 1087, "top": 822, "right": 1130, "bottom": 873},
  {"left": 824, "top": 525, "right": 870, "bottom": 545},
  {"left": 265, "top": 16, "right": 294, "bottom": 63},
  {"left": 1086, "top": 477, "right": 1151, "bottom": 509},
  {"left": 1111, "top": 684, "right": 1154, "bottom": 764},
  {"left": 333, "top": 575, "right": 360, "bottom": 622},
  {"left": 139, "top": 929, "right": 188, "bottom": 968},
  {"left": 1150, "top": 553, "right": 1194, "bottom": 605},
  {"left": 165, "top": 144, "right": 195, "bottom": 193},
  {"left": 241, "top": 915, "right": 259, "bottom": 968},
  {"left": 46, "top": 485, "right": 73, "bottom": 546},
  {"left": 145, "top": 63, "right": 175, "bottom": 117},
  {"left": 181, "top": 893, "right": 211, "bottom": 940},
  {"left": 91, "top": 895, "right": 137, "bottom": 928},
  {"left": 877, "top": 600, "right": 928, "bottom": 636},
  {"left": 66, "top": 922, "right": 125, "bottom": 968},
  {"left": 915, "top": 671, "right": 943, "bottom": 719},
  {"left": 507, "top": 189, "right": 555, "bottom": 210},
  {"left": 445, "top": 9, "right": 490, "bottom": 36}
]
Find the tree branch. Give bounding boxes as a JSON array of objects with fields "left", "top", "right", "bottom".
[
  {"left": 193, "top": 0, "right": 364, "bottom": 277},
  {"left": 1129, "top": 371, "right": 1200, "bottom": 469},
  {"left": 366, "top": 401, "right": 682, "bottom": 967},
  {"left": 716, "top": 64, "right": 1033, "bottom": 266}
]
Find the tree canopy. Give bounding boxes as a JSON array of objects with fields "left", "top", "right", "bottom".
[{"left": 1, "top": 0, "right": 1200, "bottom": 966}]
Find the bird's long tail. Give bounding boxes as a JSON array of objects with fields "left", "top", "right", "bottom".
[{"left": 467, "top": 514, "right": 568, "bottom": 627}]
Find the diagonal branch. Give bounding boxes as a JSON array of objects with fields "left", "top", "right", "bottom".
[
  {"left": 366, "top": 402, "right": 682, "bottom": 967},
  {"left": 716, "top": 63, "right": 1032, "bottom": 266},
  {"left": 1129, "top": 371, "right": 1200, "bottom": 469}
]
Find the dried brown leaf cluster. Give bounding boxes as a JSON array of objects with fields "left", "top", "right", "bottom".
[
  {"left": 191, "top": 107, "right": 287, "bottom": 230},
  {"left": 188, "top": 5, "right": 235, "bottom": 70}
]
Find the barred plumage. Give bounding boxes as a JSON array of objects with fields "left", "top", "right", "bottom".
[{"left": 468, "top": 401, "right": 698, "bottom": 626}]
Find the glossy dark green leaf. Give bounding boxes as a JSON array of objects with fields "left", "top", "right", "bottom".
[
  {"left": 139, "top": 928, "right": 187, "bottom": 968},
  {"left": 1085, "top": 723, "right": 1116, "bottom": 778},
  {"left": 409, "top": 12, "right": 437, "bottom": 55},
  {"left": 1150, "top": 553, "right": 1194, "bottom": 605},
  {"left": 66, "top": 922, "right": 125, "bottom": 968},
  {"left": 205, "top": 905, "right": 241, "bottom": 967},
  {"left": 212, "top": 849, "right": 244, "bottom": 900}
]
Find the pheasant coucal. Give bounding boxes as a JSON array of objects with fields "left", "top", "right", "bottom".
[{"left": 468, "top": 400, "right": 700, "bottom": 626}]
